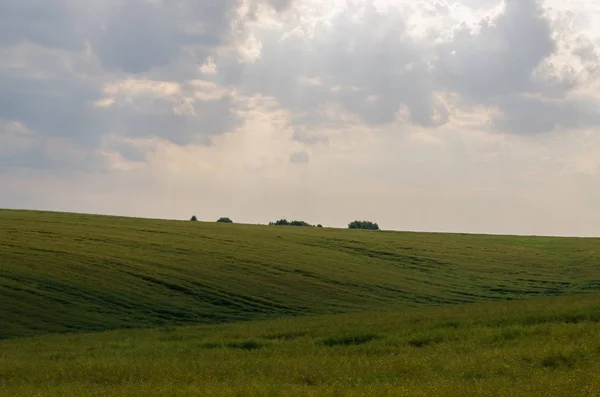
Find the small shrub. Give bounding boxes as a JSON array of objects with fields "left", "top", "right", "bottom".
[
  {"left": 226, "top": 340, "right": 264, "bottom": 350},
  {"left": 157, "top": 334, "right": 188, "bottom": 342},
  {"left": 190, "top": 215, "right": 198, "bottom": 222},
  {"left": 541, "top": 352, "right": 576, "bottom": 369},
  {"left": 407, "top": 335, "right": 445, "bottom": 348},
  {"left": 217, "top": 217, "right": 233, "bottom": 223},
  {"left": 296, "top": 371, "right": 327, "bottom": 386},
  {"left": 262, "top": 331, "right": 308, "bottom": 341},
  {"left": 439, "top": 320, "right": 461, "bottom": 329},
  {"left": 322, "top": 333, "right": 381, "bottom": 347},
  {"left": 408, "top": 337, "right": 432, "bottom": 348},
  {"left": 199, "top": 342, "right": 221, "bottom": 349},
  {"left": 317, "top": 224, "right": 323, "bottom": 228},
  {"left": 500, "top": 327, "right": 526, "bottom": 341},
  {"left": 540, "top": 350, "right": 585, "bottom": 369},
  {"left": 297, "top": 374, "right": 319, "bottom": 386}
]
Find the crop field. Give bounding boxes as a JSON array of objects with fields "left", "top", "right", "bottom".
[
  {"left": 2, "top": 209, "right": 599, "bottom": 339},
  {"left": 1, "top": 294, "right": 600, "bottom": 396},
  {"left": 1, "top": 209, "right": 600, "bottom": 396}
]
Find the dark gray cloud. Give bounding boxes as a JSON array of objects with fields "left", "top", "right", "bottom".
[
  {"left": 88, "top": 0, "right": 296, "bottom": 74},
  {"left": 435, "top": 0, "right": 556, "bottom": 100},
  {"left": 0, "top": 0, "right": 84, "bottom": 50},
  {"left": 0, "top": 72, "right": 105, "bottom": 148},
  {"left": 89, "top": 0, "right": 241, "bottom": 73},
  {"left": 91, "top": 0, "right": 182, "bottom": 74}
]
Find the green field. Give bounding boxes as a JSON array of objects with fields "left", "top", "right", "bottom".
[
  {"left": 1, "top": 209, "right": 600, "bottom": 395},
  {"left": 2, "top": 294, "right": 600, "bottom": 396}
]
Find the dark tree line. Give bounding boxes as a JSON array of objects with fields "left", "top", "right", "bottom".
[{"left": 190, "top": 216, "right": 379, "bottom": 230}]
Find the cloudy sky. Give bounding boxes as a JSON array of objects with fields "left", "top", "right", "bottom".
[{"left": 1, "top": 0, "right": 600, "bottom": 236}]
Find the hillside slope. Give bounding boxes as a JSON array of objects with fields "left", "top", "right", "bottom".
[{"left": 1, "top": 209, "right": 599, "bottom": 339}]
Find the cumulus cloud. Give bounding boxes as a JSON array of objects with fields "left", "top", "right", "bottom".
[
  {"left": 0, "top": 0, "right": 304, "bottom": 168},
  {"left": 95, "top": 78, "right": 241, "bottom": 146},
  {"left": 211, "top": 0, "right": 600, "bottom": 135},
  {"left": 219, "top": 2, "right": 442, "bottom": 127},
  {"left": 87, "top": 0, "right": 246, "bottom": 73},
  {"left": 435, "top": 0, "right": 556, "bottom": 101},
  {"left": 2, "top": 0, "right": 600, "bottom": 235},
  {"left": 432, "top": 0, "right": 600, "bottom": 134}
]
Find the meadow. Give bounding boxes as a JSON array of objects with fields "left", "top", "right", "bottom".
[
  {"left": 1, "top": 293, "right": 600, "bottom": 396},
  {"left": 1, "top": 209, "right": 600, "bottom": 396}
]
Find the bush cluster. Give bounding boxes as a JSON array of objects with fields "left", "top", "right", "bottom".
[
  {"left": 348, "top": 220, "right": 379, "bottom": 230},
  {"left": 189, "top": 216, "right": 379, "bottom": 231},
  {"left": 269, "top": 219, "right": 314, "bottom": 227}
]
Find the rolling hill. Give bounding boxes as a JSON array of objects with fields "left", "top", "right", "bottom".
[{"left": 1, "top": 208, "right": 599, "bottom": 339}]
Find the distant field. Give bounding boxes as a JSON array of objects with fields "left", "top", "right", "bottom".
[
  {"left": 1, "top": 293, "right": 600, "bottom": 396},
  {"left": 1, "top": 209, "right": 600, "bottom": 339}
]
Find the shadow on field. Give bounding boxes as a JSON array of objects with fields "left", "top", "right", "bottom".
[{"left": 321, "top": 333, "right": 382, "bottom": 347}]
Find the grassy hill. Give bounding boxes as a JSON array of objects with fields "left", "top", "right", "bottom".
[
  {"left": 1, "top": 293, "right": 600, "bottom": 396},
  {"left": 1, "top": 208, "right": 600, "bottom": 339}
]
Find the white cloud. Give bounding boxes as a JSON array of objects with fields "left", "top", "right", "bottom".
[
  {"left": 199, "top": 57, "right": 218, "bottom": 75},
  {"left": 2, "top": 0, "right": 600, "bottom": 236}
]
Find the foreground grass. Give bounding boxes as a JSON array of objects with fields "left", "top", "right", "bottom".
[
  {"left": 2, "top": 209, "right": 600, "bottom": 339},
  {"left": 1, "top": 293, "right": 600, "bottom": 396}
]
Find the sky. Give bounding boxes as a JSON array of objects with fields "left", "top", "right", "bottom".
[{"left": 1, "top": 0, "right": 600, "bottom": 236}]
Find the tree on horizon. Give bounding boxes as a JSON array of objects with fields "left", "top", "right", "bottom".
[{"left": 348, "top": 220, "right": 379, "bottom": 230}]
